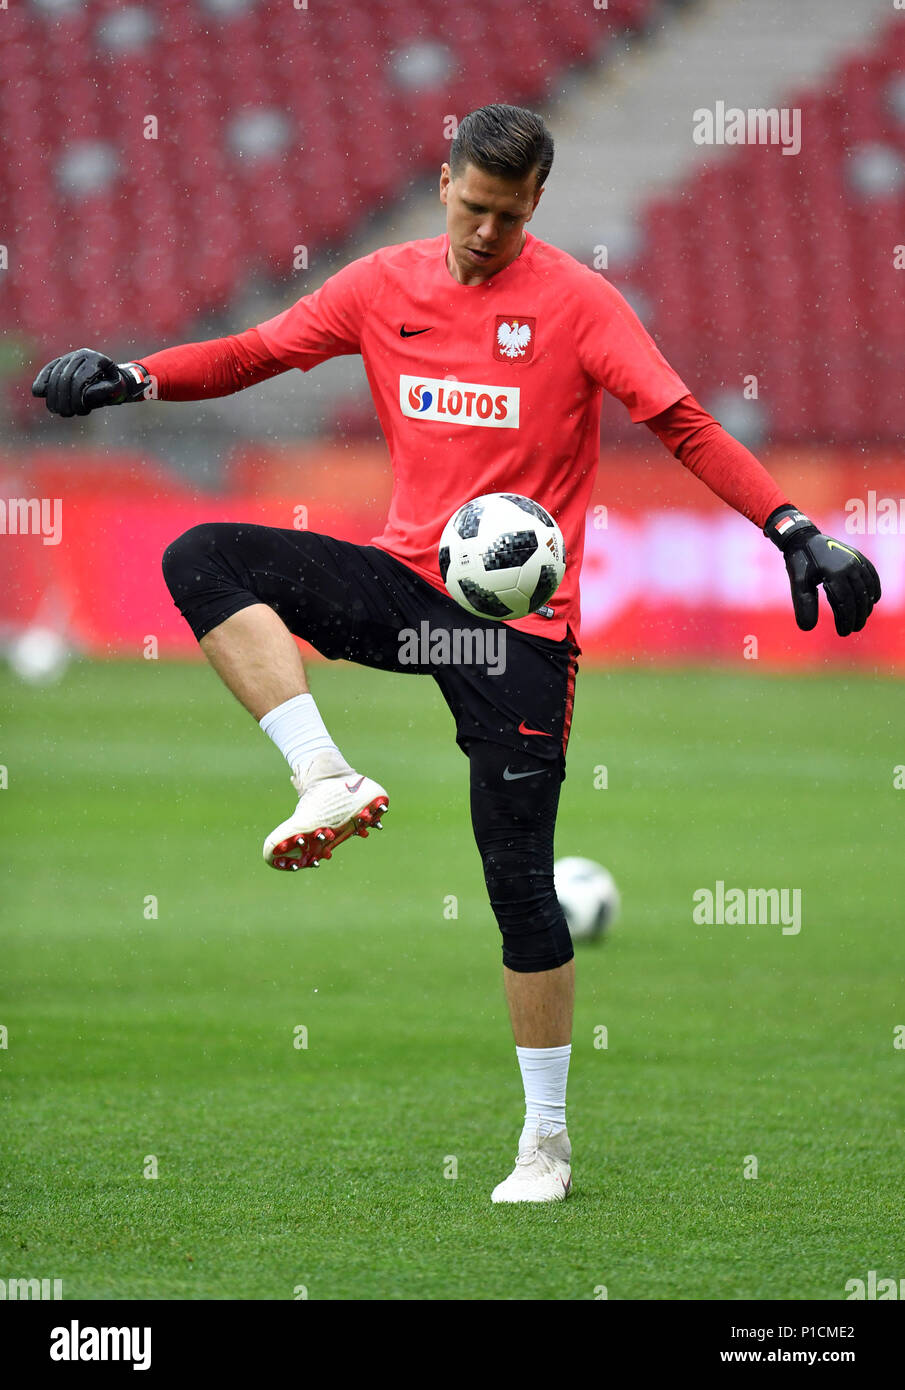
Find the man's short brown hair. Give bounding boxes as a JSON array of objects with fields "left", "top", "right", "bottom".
[{"left": 449, "top": 104, "right": 554, "bottom": 190}]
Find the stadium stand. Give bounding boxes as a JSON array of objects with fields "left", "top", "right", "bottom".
[
  {"left": 5, "top": 0, "right": 902, "bottom": 449},
  {"left": 1, "top": 0, "right": 660, "bottom": 349},
  {"left": 611, "top": 11, "right": 905, "bottom": 444}
]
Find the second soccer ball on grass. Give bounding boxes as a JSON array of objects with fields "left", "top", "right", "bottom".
[
  {"left": 554, "top": 857, "right": 620, "bottom": 943},
  {"left": 439, "top": 492, "right": 566, "bottom": 621}
]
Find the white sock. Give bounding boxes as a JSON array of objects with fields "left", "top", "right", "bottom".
[
  {"left": 516, "top": 1043, "right": 571, "bottom": 1144},
  {"left": 259, "top": 693, "right": 342, "bottom": 774}
]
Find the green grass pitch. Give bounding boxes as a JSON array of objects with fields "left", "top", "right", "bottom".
[{"left": 1, "top": 658, "right": 902, "bottom": 1300}]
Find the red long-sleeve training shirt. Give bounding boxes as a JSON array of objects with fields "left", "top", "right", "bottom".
[{"left": 139, "top": 236, "right": 789, "bottom": 641}]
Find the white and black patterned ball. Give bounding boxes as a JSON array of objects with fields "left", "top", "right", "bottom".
[
  {"left": 554, "top": 858, "right": 620, "bottom": 942},
  {"left": 439, "top": 492, "right": 566, "bottom": 620}
]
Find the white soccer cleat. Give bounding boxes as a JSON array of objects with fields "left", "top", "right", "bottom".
[
  {"left": 491, "top": 1122, "right": 572, "bottom": 1203},
  {"left": 263, "top": 749, "right": 389, "bottom": 871}
]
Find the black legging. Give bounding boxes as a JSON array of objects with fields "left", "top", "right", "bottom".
[
  {"left": 162, "top": 522, "right": 575, "bottom": 972},
  {"left": 466, "top": 739, "right": 573, "bottom": 972}
]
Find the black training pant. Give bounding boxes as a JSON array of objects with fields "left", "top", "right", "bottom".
[{"left": 162, "top": 523, "right": 578, "bottom": 971}]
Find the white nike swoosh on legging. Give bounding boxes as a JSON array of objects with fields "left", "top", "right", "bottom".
[{"left": 502, "top": 766, "right": 545, "bottom": 781}]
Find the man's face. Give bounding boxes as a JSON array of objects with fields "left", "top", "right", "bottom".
[{"left": 440, "top": 161, "right": 544, "bottom": 285}]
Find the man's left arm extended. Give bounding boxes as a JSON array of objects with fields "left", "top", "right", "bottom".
[{"left": 646, "top": 394, "right": 881, "bottom": 637}]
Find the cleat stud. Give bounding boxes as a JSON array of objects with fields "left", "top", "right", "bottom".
[
  {"left": 375, "top": 820, "right": 383, "bottom": 829},
  {"left": 312, "top": 859, "right": 319, "bottom": 868}
]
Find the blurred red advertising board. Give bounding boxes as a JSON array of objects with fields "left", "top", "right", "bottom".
[{"left": 1, "top": 446, "right": 901, "bottom": 670}]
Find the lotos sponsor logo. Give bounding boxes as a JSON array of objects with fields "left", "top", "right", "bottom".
[{"left": 399, "top": 374, "right": 519, "bottom": 429}]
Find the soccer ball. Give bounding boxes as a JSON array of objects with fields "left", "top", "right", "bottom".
[
  {"left": 439, "top": 492, "right": 565, "bottom": 621},
  {"left": 554, "top": 857, "right": 620, "bottom": 942},
  {"left": 8, "top": 626, "right": 71, "bottom": 685}
]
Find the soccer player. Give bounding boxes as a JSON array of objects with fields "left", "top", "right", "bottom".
[{"left": 33, "top": 104, "right": 880, "bottom": 1204}]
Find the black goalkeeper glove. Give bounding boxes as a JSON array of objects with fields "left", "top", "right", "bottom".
[
  {"left": 31, "top": 348, "right": 151, "bottom": 417},
  {"left": 764, "top": 504, "right": 881, "bottom": 637}
]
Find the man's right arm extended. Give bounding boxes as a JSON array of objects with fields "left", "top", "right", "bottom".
[{"left": 31, "top": 329, "right": 287, "bottom": 416}]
